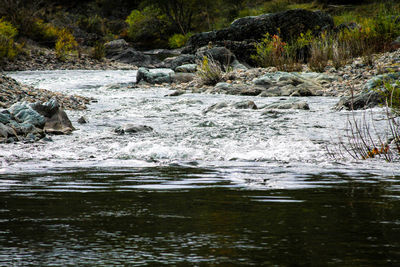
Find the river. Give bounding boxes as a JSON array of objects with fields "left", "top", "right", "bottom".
[{"left": 1, "top": 70, "right": 400, "bottom": 265}]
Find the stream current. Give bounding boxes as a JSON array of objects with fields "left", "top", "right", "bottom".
[{"left": 1, "top": 70, "right": 400, "bottom": 265}]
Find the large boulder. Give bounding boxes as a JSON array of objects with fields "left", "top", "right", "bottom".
[
  {"left": 104, "top": 39, "right": 159, "bottom": 67},
  {"left": 183, "top": 9, "right": 334, "bottom": 64},
  {"left": 136, "top": 68, "right": 173, "bottom": 84},
  {"left": 195, "top": 47, "right": 236, "bottom": 68},
  {"left": 159, "top": 54, "right": 196, "bottom": 70},
  {"left": 31, "top": 99, "right": 75, "bottom": 135}
]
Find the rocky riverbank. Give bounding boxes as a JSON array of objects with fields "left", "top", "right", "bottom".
[
  {"left": 1, "top": 45, "right": 137, "bottom": 72},
  {"left": 0, "top": 74, "right": 91, "bottom": 110}
]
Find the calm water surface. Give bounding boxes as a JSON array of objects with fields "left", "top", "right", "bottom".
[{"left": 1, "top": 70, "right": 400, "bottom": 266}]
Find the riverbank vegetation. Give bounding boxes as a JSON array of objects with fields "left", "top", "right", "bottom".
[{"left": 0, "top": 0, "right": 399, "bottom": 64}]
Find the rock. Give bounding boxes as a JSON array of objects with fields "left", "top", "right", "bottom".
[
  {"left": 43, "top": 108, "right": 75, "bottom": 134},
  {"left": 104, "top": 39, "right": 129, "bottom": 50},
  {"left": 114, "top": 124, "right": 153, "bottom": 134},
  {"left": 203, "top": 102, "right": 229, "bottom": 113},
  {"left": 160, "top": 54, "right": 196, "bottom": 70},
  {"left": 231, "top": 59, "right": 248, "bottom": 70},
  {"left": 184, "top": 9, "right": 334, "bottom": 64},
  {"left": 143, "top": 48, "right": 182, "bottom": 60},
  {"left": 262, "top": 100, "right": 310, "bottom": 112},
  {"left": 165, "top": 90, "right": 185, "bottom": 97},
  {"left": 109, "top": 48, "right": 155, "bottom": 67},
  {"left": 364, "top": 72, "right": 400, "bottom": 92},
  {"left": 240, "top": 87, "right": 263, "bottom": 96},
  {"left": 30, "top": 98, "right": 60, "bottom": 118},
  {"left": 214, "top": 82, "right": 233, "bottom": 91},
  {"left": 9, "top": 102, "right": 46, "bottom": 128},
  {"left": 195, "top": 46, "right": 236, "bottom": 68},
  {"left": 170, "top": 73, "right": 195, "bottom": 83},
  {"left": 253, "top": 72, "right": 330, "bottom": 96},
  {"left": 234, "top": 101, "right": 258, "bottom": 110},
  {"left": 0, "top": 111, "right": 11, "bottom": 124},
  {"left": 78, "top": 116, "right": 88, "bottom": 124},
  {"left": 0, "top": 122, "right": 18, "bottom": 139},
  {"left": 335, "top": 91, "right": 384, "bottom": 111},
  {"left": 136, "top": 67, "right": 173, "bottom": 84},
  {"left": 104, "top": 39, "right": 159, "bottom": 67},
  {"left": 175, "top": 64, "right": 197, "bottom": 73}
]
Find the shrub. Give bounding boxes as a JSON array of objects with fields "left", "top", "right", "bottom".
[
  {"left": 55, "top": 29, "right": 78, "bottom": 61},
  {"left": 168, "top": 33, "right": 192, "bottom": 49},
  {"left": 196, "top": 56, "right": 223, "bottom": 86},
  {"left": 0, "top": 18, "right": 21, "bottom": 60},
  {"left": 125, "top": 7, "right": 169, "bottom": 47},
  {"left": 252, "top": 33, "right": 302, "bottom": 72},
  {"left": 90, "top": 41, "right": 105, "bottom": 60},
  {"left": 308, "top": 32, "right": 332, "bottom": 72}
]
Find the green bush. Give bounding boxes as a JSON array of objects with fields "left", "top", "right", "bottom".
[
  {"left": 125, "top": 7, "right": 169, "bottom": 48},
  {"left": 168, "top": 33, "right": 191, "bottom": 48},
  {"left": 55, "top": 29, "right": 78, "bottom": 61},
  {"left": 90, "top": 41, "right": 105, "bottom": 60},
  {"left": 251, "top": 33, "right": 301, "bottom": 71},
  {"left": 196, "top": 56, "right": 223, "bottom": 86},
  {"left": 0, "top": 18, "right": 20, "bottom": 60}
]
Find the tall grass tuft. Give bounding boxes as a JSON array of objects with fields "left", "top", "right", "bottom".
[{"left": 196, "top": 56, "right": 224, "bottom": 86}]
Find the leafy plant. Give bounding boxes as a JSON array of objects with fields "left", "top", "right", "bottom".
[
  {"left": 90, "top": 41, "right": 105, "bottom": 60},
  {"left": 0, "top": 18, "right": 21, "bottom": 60},
  {"left": 196, "top": 56, "right": 223, "bottom": 86},
  {"left": 55, "top": 29, "right": 78, "bottom": 61},
  {"left": 168, "top": 33, "right": 192, "bottom": 48},
  {"left": 308, "top": 32, "right": 332, "bottom": 72}
]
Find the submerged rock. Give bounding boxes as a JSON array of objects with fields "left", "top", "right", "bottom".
[
  {"left": 114, "top": 124, "right": 153, "bottom": 135},
  {"left": 262, "top": 100, "right": 310, "bottom": 112}
]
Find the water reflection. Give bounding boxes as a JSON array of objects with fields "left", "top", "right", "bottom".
[{"left": 1, "top": 168, "right": 400, "bottom": 265}]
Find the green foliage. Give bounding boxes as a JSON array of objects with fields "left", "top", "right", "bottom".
[
  {"left": 308, "top": 32, "right": 332, "bottom": 72},
  {"left": 78, "top": 15, "right": 106, "bottom": 35},
  {"left": 55, "top": 29, "right": 78, "bottom": 61},
  {"left": 262, "top": 0, "right": 291, "bottom": 14},
  {"left": 125, "top": 7, "right": 169, "bottom": 47},
  {"left": 196, "top": 56, "right": 223, "bottom": 86},
  {"left": 0, "top": 18, "right": 21, "bottom": 60},
  {"left": 90, "top": 41, "right": 105, "bottom": 60},
  {"left": 168, "top": 33, "right": 192, "bottom": 48},
  {"left": 251, "top": 33, "right": 301, "bottom": 72}
]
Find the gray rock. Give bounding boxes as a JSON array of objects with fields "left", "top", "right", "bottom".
[
  {"left": 335, "top": 91, "right": 384, "bottom": 111},
  {"left": 203, "top": 102, "right": 229, "bottom": 113},
  {"left": 262, "top": 100, "right": 310, "bottom": 112},
  {"left": 44, "top": 108, "right": 75, "bottom": 135},
  {"left": 363, "top": 72, "right": 400, "bottom": 92},
  {"left": 0, "top": 122, "right": 18, "bottom": 139},
  {"left": 234, "top": 101, "right": 258, "bottom": 110},
  {"left": 160, "top": 54, "right": 196, "bottom": 70},
  {"left": 165, "top": 90, "right": 185, "bottom": 97},
  {"left": 115, "top": 124, "right": 153, "bottom": 134},
  {"left": 136, "top": 68, "right": 173, "bottom": 84},
  {"left": 240, "top": 87, "right": 263, "bottom": 96},
  {"left": 9, "top": 102, "right": 46, "bottom": 128},
  {"left": 175, "top": 64, "right": 197, "bottom": 73},
  {"left": 104, "top": 39, "right": 129, "bottom": 50},
  {"left": 195, "top": 46, "right": 236, "bottom": 68},
  {"left": 214, "top": 82, "right": 233, "bottom": 91},
  {"left": 0, "top": 111, "right": 11, "bottom": 124},
  {"left": 78, "top": 116, "right": 88, "bottom": 124},
  {"left": 170, "top": 73, "right": 195, "bottom": 83}
]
